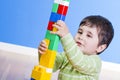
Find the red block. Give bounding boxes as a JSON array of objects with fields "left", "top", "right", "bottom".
[
  {"left": 57, "top": 4, "right": 68, "bottom": 16},
  {"left": 47, "top": 21, "right": 55, "bottom": 31}
]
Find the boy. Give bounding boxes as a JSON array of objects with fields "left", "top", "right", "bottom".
[{"left": 38, "top": 15, "right": 114, "bottom": 80}]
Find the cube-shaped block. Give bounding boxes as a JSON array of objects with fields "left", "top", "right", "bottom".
[
  {"left": 45, "top": 30, "right": 60, "bottom": 51},
  {"left": 52, "top": 3, "right": 59, "bottom": 13},
  {"left": 45, "top": 30, "right": 51, "bottom": 39},
  {"left": 57, "top": 4, "right": 68, "bottom": 16},
  {"left": 49, "top": 35, "right": 59, "bottom": 50},
  {"left": 47, "top": 21, "right": 55, "bottom": 31},
  {"left": 52, "top": 27, "right": 58, "bottom": 32},
  {"left": 49, "top": 12, "right": 66, "bottom": 22},
  {"left": 44, "top": 39, "right": 50, "bottom": 47},
  {"left": 40, "top": 50, "right": 57, "bottom": 68},
  {"left": 31, "top": 66, "right": 52, "bottom": 80},
  {"left": 31, "top": 66, "right": 46, "bottom": 80},
  {"left": 30, "top": 78, "right": 35, "bottom": 80}
]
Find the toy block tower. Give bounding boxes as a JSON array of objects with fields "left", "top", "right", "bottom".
[{"left": 30, "top": 0, "right": 70, "bottom": 80}]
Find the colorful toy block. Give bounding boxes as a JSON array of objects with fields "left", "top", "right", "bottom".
[
  {"left": 44, "top": 39, "right": 50, "bottom": 47},
  {"left": 47, "top": 21, "right": 55, "bottom": 31},
  {"left": 45, "top": 30, "right": 60, "bottom": 50},
  {"left": 49, "top": 12, "right": 65, "bottom": 22},
  {"left": 30, "top": 78, "right": 35, "bottom": 80},
  {"left": 47, "top": 21, "right": 58, "bottom": 32},
  {"left": 52, "top": 3, "right": 59, "bottom": 13},
  {"left": 31, "top": 66, "right": 46, "bottom": 80},
  {"left": 30, "top": 0, "right": 70, "bottom": 80},
  {"left": 40, "top": 50, "right": 57, "bottom": 68},
  {"left": 31, "top": 66, "right": 52, "bottom": 80},
  {"left": 57, "top": 4, "right": 68, "bottom": 16},
  {"left": 53, "top": 27, "right": 58, "bottom": 32},
  {"left": 49, "top": 35, "right": 60, "bottom": 50}
]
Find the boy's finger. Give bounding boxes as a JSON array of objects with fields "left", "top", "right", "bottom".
[
  {"left": 40, "top": 40, "right": 48, "bottom": 47},
  {"left": 50, "top": 31, "right": 62, "bottom": 37},
  {"left": 50, "top": 31, "right": 59, "bottom": 35},
  {"left": 50, "top": 31, "right": 56, "bottom": 34},
  {"left": 56, "top": 20, "right": 65, "bottom": 27},
  {"left": 38, "top": 50, "right": 45, "bottom": 54},
  {"left": 41, "top": 40, "right": 46, "bottom": 45},
  {"left": 53, "top": 23, "right": 62, "bottom": 29},
  {"left": 40, "top": 42, "right": 47, "bottom": 48},
  {"left": 39, "top": 46, "right": 47, "bottom": 51},
  {"left": 38, "top": 46, "right": 47, "bottom": 54}
]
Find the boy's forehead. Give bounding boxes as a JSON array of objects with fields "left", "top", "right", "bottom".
[
  {"left": 79, "top": 25, "right": 99, "bottom": 34},
  {"left": 79, "top": 25, "right": 98, "bottom": 30}
]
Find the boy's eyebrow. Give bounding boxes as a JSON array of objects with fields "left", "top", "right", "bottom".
[
  {"left": 87, "top": 31, "right": 93, "bottom": 35},
  {"left": 78, "top": 28, "right": 82, "bottom": 31}
]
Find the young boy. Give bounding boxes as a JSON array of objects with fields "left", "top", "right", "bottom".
[{"left": 38, "top": 15, "right": 114, "bottom": 80}]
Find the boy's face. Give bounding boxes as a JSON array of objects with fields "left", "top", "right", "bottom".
[{"left": 74, "top": 25, "right": 100, "bottom": 55}]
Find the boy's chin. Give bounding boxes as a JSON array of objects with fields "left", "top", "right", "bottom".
[
  {"left": 77, "top": 46, "right": 83, "bottom": 51},
  {"left": 77, "top": 46, "right": 87, "bottom": 55}
]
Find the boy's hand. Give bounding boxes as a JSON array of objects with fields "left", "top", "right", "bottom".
[
  {"left": 51, "top": 20, "right": 69, "bottom": 38},
  {"left": 38, "top": 40, "right": 48, "bottom": 54},
  {"left": 38, "top": 20, "right": 69, "bottom": 54}
]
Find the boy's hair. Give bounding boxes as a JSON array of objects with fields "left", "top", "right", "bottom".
[{"left": 79, "top": 15, "right": 114, "bottom": 55}]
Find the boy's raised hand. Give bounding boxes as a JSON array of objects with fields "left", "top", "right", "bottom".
[
  {"left": 38, "top": 40, "right": 48, "bottom": 54},
  {"left": 51, "top": 20, "right": 69, "bottom": 38},
  {"left": 38, "top": 20, "right": 69, "bottom": 54}
]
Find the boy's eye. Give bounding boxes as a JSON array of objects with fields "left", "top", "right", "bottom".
[
  {"left": 87, "top": 34, "right": 92, "bottom": 38},
  {"left": 78, "top": 31, "right": 82, "bottom": 34}
]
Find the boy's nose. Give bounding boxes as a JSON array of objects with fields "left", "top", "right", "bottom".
[{"left": 79, "top": 35, "right": 85, "bottom": 40}]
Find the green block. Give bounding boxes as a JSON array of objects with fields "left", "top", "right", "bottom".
[
  {"left": 49, "top": 34, "right": 60, "bottom": 51},
  {"left": 45, "top": 30, "right": 51, "bottom": 40},
  {"left": 52, "top": 3, "right": 59, "bottom": 13},
  {"left": 45, "top": 30, "right": 60, "bottom": 51}
]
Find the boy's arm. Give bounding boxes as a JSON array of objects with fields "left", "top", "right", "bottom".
[{"left": 61, "top": 33, "right": 102, "bottom": 75}]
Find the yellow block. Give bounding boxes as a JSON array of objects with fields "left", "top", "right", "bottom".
[
  {"left": 31, "top": 65, "right": 52, "bottom": 80},
  {"left": 40, "top": 49, "right": 56, "bottom": 68},
  {"left": 53, "top": 27, "right": 58, "bottom": 32},
  {"left": 44, "top": 39, "right": 50, "bottom": 46},
  {"left": 39, "top": 39, "right": 50, "bottom": 65},
  {"left": 31, "top": 66, "right": 46, "bottom": 80}
]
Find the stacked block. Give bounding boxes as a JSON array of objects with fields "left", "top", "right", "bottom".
[{"left": 30, "top": 0, "right": 70, "bottom": 80}]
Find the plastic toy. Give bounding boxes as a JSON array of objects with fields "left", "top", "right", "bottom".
[{"left": 30, "top": 0, "right": 70, "bottom": 80}]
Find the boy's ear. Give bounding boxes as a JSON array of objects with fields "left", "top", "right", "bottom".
[{"left": 96, "top": 44, "right": 107, "bottom": 53}]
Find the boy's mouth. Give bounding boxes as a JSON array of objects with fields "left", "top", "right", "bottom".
[{"left": 76, "top": 41, "right": 82, "bottom": 47}]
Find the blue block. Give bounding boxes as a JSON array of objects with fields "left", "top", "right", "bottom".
[
  {"left": 49, "top": 12, "right": 66, "bottom": 22},
  {"left": 30, "top": 78, "right": 35, "bottom": 80},
  {"left": 60, "top": 14, "right": 65, "bottom": 21}
]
